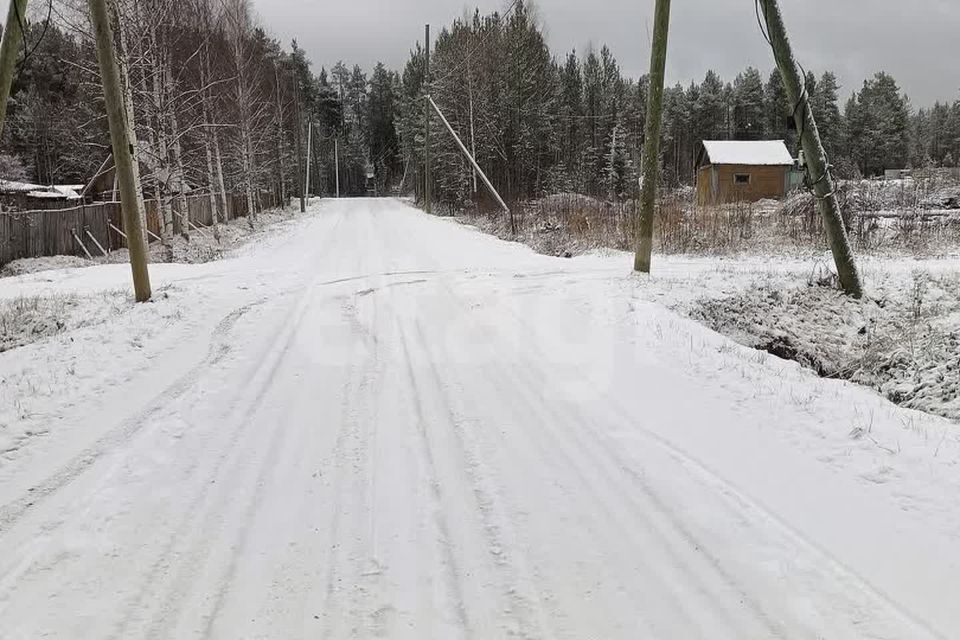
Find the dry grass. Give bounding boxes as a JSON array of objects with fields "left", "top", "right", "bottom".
[
  {"left": 458, "top": 178, "right": 960, "bottom": 259},
  {"left": 0, "top": 289, "right": 149, "bottom": 353}
]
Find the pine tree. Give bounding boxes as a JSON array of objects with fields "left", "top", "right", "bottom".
[
  {"left": 604, "top": 121, "right": 634, "bottom": 200},
  {"left": 846, "top": 72, "right": 911, "bottom": 175},
  {"left": 764, "top": 68, "right": 793, "bottom": 146},
  {"left": 732, "top": 67, "right": 765, "bottom": 140},
  {"left": 693, "top": 71, "right": 726, "bottom": 142},
  {"left": 812, "top": 72, "right": 844, "bottom": 162},
  {"left": 558, "top": 51, "right": 584, "bottom": 187}
]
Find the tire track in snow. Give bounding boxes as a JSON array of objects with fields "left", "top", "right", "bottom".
[
  {"left": 498, "top": 356, "right": 783, "bottom": 636},
  {"left": 142, "top": 211, "right": 359, "bottom": 638},
  {"left": 105, "top": 209, "right": 350, "bottom": 635},
  {"left": 126, "top": 281, "right": 325, "bottom": 638},
  {"left": 317, "top": 325, "right": 382, "bottom": 638},
  {"left": 307, "top": 212, "right": 393, "bottom": 639},
  {"left": 418, "top": 274, "right": 781, "bottom": 637},
  {"left": 397, "top": 319, "right": 472, "bottom": 640},
  {"left": 409, "top": 314, "right": 556, "bottom": 640},
  {"left": 493, "top": 295, "right": 790, "bottom": 636},
  {"left": 491, "top": 279, "right": 940, "bottom": 638},
  {"left": 422, "top": 277, "right": 702, "bottom": 636}
]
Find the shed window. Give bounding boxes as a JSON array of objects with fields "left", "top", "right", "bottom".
[{"left": 734, "top": 173, "right": 751, "bottom": 185}]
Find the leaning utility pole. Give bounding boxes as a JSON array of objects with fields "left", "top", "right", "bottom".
[
  {"left": 0, "top": 0, "right": 29, "bottom": 139},
  {"left": 634, "top": 0, "right": 671, "bottom": 273},
  {"left": 428, "top": 95, "right": 509, "bottom": 217},
  {"left": 423, "top": 24, "right": 432, "bottom": 214},
  {"left": 88, "top": 0, "right": 151, "bottom": 302},
  {"left": 759, "top": 0, "right": 863, "bottom": 297},
  {"left": 304, "top": 121, "right": 312, "bottom": 203}
]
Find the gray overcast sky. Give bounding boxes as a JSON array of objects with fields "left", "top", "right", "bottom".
[{"left": 251, "top": 0, "right": 959, "bottom": 106}]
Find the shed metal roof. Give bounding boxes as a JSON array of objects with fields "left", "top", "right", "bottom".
[{"left": 701, "top": 140, "right": 794, "bottom": 166}]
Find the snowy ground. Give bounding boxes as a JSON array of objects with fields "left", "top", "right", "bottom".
[
  {"left": 458, "top": 197, "right": 960, "bottom": 420},
  {"left": 1, "top": 198, "right": 959, "bottom": 638}
]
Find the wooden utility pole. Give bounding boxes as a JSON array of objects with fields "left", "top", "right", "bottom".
[
  {"left": 304, "top": 121, "right": 312, "bottom": 203},
  {"left": 88, "top": 0, "right": 151, "bottom": 302},
  {"left": 0, "top": 0, "right": 28, "bottom": 139},
  {"left": 467, "top": 57, "right": 477, "bottom": 193},
  {"left": 634, "top": 0, "right": 671, "bottom": 273},
  {"left": 272, "top": 62, "right": 287, "bottom": 205},
  {"left": 423, "top": 24, "right": 432, "bottom": 213},
  {"left": 334, "top": 136, "right": 340, "bottom": 197},
  {"left": 759, "top": 0, "right": 863, "bottom": 297},
  {"left": 292, "top": 67, "right": 306, "bottom": 213}
]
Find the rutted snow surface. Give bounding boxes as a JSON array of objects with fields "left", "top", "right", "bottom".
[{"left": 0, "top": 199, "right": 958, "bottom": 639}]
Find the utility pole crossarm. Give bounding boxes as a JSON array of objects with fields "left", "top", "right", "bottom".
[{"left": 427, "top": 95, "right": 509, "bottom": 215}]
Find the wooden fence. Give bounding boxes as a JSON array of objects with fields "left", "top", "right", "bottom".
[{"left": 0, "top": 190, "right": 284, "bottom": 266}]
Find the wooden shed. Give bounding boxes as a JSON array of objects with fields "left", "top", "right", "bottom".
[{"left": 695, "top": 140, "right": 795, "bottom": 206}]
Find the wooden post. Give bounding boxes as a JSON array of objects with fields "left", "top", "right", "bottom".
[
  {"left": 72, "top": 229, "right": 93, "bottom": 259},
  {"left": 292, "top": 65, "right": 306, "bottom": 213},
  {"left": 468, "top": 63, "right": 478, "bottom": 194},
  {"left": 85, "top": 227, "right": 108, "bottom": 256},
  {"left": 108, "top": 221, "right": 127, "bottom": 239},
  {"left": 759, "top": 0, "right": 863, "bottom": 298},
  {"left": 423, "top": 24, "right": 432, "bottom": 214},
  {"left": 304, "top": 121, "right": 312, "bottom": 203},
  {"left": 634, "top": 0, "right": 671, "bottom": 273},
  {"left": 187, "top": 219, "right": 211, "bottom": 239},
  {"left": 0, "top": 0, "right": 28, "bottom": 139},
  {"left": 89, "top": 0, "right": 151, "bottom": 301}
]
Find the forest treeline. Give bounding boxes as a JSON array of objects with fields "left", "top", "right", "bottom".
[
  {"left": 408, "top": 2, "right": 960, "bottom": 206},
  {"left": 3, "top": 0, "right": 307, "bottom": 243},
  {"left": 2, "top": 0, "right": 959, "bottom": 213}
]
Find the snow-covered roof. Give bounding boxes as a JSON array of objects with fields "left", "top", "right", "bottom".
[
  {"left": 51, "top": 185, "right": 82, "bottom": 199},
  {"left": 26, "top": 190, "right": 68, "bottom": 199},
  {"left": 0, "top": 179, "right": 47, "bottom": 193},
  {"left": 701, "top": 140, "right": 794, "bottom": 166},
  {"left": 0, "top": 181, "right": 83, "bottom": 199}
]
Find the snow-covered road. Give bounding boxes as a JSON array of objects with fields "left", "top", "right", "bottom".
[{"left": 1, "top": 199, "right": 958, "bottom": 639}]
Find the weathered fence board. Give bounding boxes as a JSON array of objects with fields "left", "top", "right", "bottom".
[{"left": 0, "top": 191, "right": 285, "bottom": 266}]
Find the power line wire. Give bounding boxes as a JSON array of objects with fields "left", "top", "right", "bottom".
[{"left": 12, "top": 0, "right": 54, "bottom": 80}]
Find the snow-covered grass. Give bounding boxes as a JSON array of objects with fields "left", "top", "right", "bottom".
[
  {"left": 0, "top": 286, "right": 182, "bottom": 460},
  {"left": 0, "top": 255, "right": 89, "bottom": 277},
  {"left": 0, "top": 289, "right": 142, "bottom": 354},
  {"left": 693, "top": 269, "right": 960, "bottom": 421}
]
